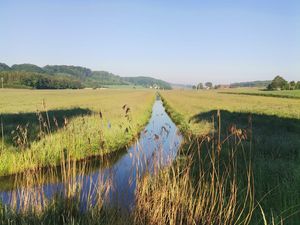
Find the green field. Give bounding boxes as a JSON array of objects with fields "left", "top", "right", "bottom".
[
  {"left": 0, "top": 89, "right": 154, "bottom": 176},
  {"left": 100, "top": 84, "right": 147, "bottom": 89},
  {"left": 220, "top": 88, "right": 300, "bottom": 99},
  {"left": 160, "top": 89, "right": 300, "bottom": 224},
  {"left": 1, "top": 88, "right": 300, "bottom": 224}
]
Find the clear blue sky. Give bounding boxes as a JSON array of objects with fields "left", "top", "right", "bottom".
[{"left": 0, "top": 0, "right": 299, "bottom": 84}]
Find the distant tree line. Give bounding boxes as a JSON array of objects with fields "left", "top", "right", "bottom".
[
  {"left": 230, "top": 80, "right": 271, "bottom": 88},
  {"left": 122, "top": 76, "right": 172, "bottom": 89},
  {"left": 192, "top": 82, "right": 213, "bottom": 90},
  {"left": 192, "top": 75, "right": 300, "bottom": 91},
  {"left": 0, "top": 71, "right": 83, "bottom": 89},
  {"left": 0, "top": 62, "right": 172, "bottom": 89},
  {"left": 267, "top": 75, "right": 300, "bottom": 90}
]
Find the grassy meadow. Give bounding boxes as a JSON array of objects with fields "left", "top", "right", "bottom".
[
  {"left": 220, "top": 88, "right": 300, "bottom": 99},
  {"left": 0, "top": 88, "right": 154, "bottom": 176},
  {"left": 0, "top": 88, "right": 299, "bottom": 224},
  {"left": 160, "top": 89, "right": 300, "bottom": 224}
]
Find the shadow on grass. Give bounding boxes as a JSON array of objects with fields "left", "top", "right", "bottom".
[
  {"left": 190, "top": 110, "right": 300, "bottom": 159},
  {"left": 0, "top": 108, "right": 92, "bottom": 146},
  {"left": 189, "top": 110, "right": 300, "bottom": 223},
  {"left": 219, "top": 91, "right": 300, "bottom": 99}
]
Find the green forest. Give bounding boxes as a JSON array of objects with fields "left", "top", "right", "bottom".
[{"left": 0, "top": 63, "right": 172, "bottom": 89}]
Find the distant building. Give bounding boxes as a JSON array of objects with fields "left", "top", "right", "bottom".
[
  {"left": 150, "top": 84, "right": 160, "bottom": 89},
  {"left": 215, "top": 84, "right": 230, "bottom": 89}
]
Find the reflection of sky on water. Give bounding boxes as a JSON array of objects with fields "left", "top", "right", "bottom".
[{"left": 0, "top": 99, "right": 183, "bottom": 210}]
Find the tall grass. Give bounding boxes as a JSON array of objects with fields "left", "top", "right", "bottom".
[
  {"left": 134, "top": 109, "right": 256, "bottom": 225},
  {"left": 160, "top": 91, "right": 300, "bottom": 224},
  {"left": 0, "top": 109, "right": 285, "bottom": 225}
]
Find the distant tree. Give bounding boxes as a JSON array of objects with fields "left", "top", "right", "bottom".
[
  {"left": 192, "top": 85, "right": 196, "bottom": 90},
  {"left": 296, "top": 81, "right": 300, "bottom": 90},
  {"left": 205, "top": 82, "right": 213, "bottom": 89},
  {"left": 267, "top": 75, "right": 288, "bottom": 90},
  {"left": 289, "top": 81, "right": 296, "bottom": 90},
  {"left": 197, "top": 83, "right": 204, "bottom": 90}
]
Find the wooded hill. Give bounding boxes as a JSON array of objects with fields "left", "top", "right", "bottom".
[{"left": 0, "top": 63, "right": 172, "bottom": 89}]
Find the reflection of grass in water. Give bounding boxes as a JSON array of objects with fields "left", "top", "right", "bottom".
[
  {"left": 0, "top": 151, "right": 131, "bottom": 225},
  {"left": 160, "top": 90, "right": 300, "bottom": 224},
  {"left": 0, "top": 89, "right": 154, "bottom": 176},
  {"left": 0, "top": 148, "right": 127, "bottom": 192}
]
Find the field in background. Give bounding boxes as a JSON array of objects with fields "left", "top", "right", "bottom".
[
  {"left": 0, "top": 88, "right": 153, "bottom": 113},
  {"left": 160, "top": 89, "right": 300, "bottom": 224},
  {"left": 0, "top": 89, "right": 155, "bottom": 176},
  {"left": 219, "top": 87, "right": 300, "bottom": 99}
]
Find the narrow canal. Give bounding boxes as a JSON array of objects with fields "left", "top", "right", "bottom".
[{"left": 0, "top": 96, "right": 183, "bottom": 210}]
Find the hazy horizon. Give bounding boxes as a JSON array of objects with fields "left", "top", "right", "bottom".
[{"left": 1, "top": 0, "right": 299, "bottom": 85}]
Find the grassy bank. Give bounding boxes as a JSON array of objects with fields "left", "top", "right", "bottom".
[
  {"left": 0, "top": 89, "right": 155, "bottom": 176},
  {"left": 0, "top": 120, "right": 261, "bottom": 225},
  {"left": 159, "top": 90, "right": 300, "bottom": 224}
]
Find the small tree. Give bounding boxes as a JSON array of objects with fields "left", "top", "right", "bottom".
[
  {"left": 267, "top": 76, "right": 288, "bottom": 90},
  {"left": 205, "top": 82, "right": 213, "bottom": 89},
  {"left": 289, "top": 81, "right": 296, "bottom": 90},
  {"left": 296, "top": 81, "right": 300, "bottom": 90},
  {"left": 197, "top": 83, "right": 204, "bottom": 90},
  {"left": 192, "top": 85, "right": 196, "bottom": 90}
]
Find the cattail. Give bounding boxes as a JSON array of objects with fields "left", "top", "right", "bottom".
[
  {"left": 42, "top": 99, "right": 46, "bottom": 110},
  {"left": 64, "top": 117, "right": 68, "bottom": 127},
  {"left": 247, "top": 113, "right": 253, "bottom": 141},
  {"left": 228, "top": 123, "right": 237, "bottom": 134},
  {"left": 53, "top": 117, "right": 58, "bottom": 128},
  {"left": 126, "top": 107, "right": 130, "bottom": 114}
]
